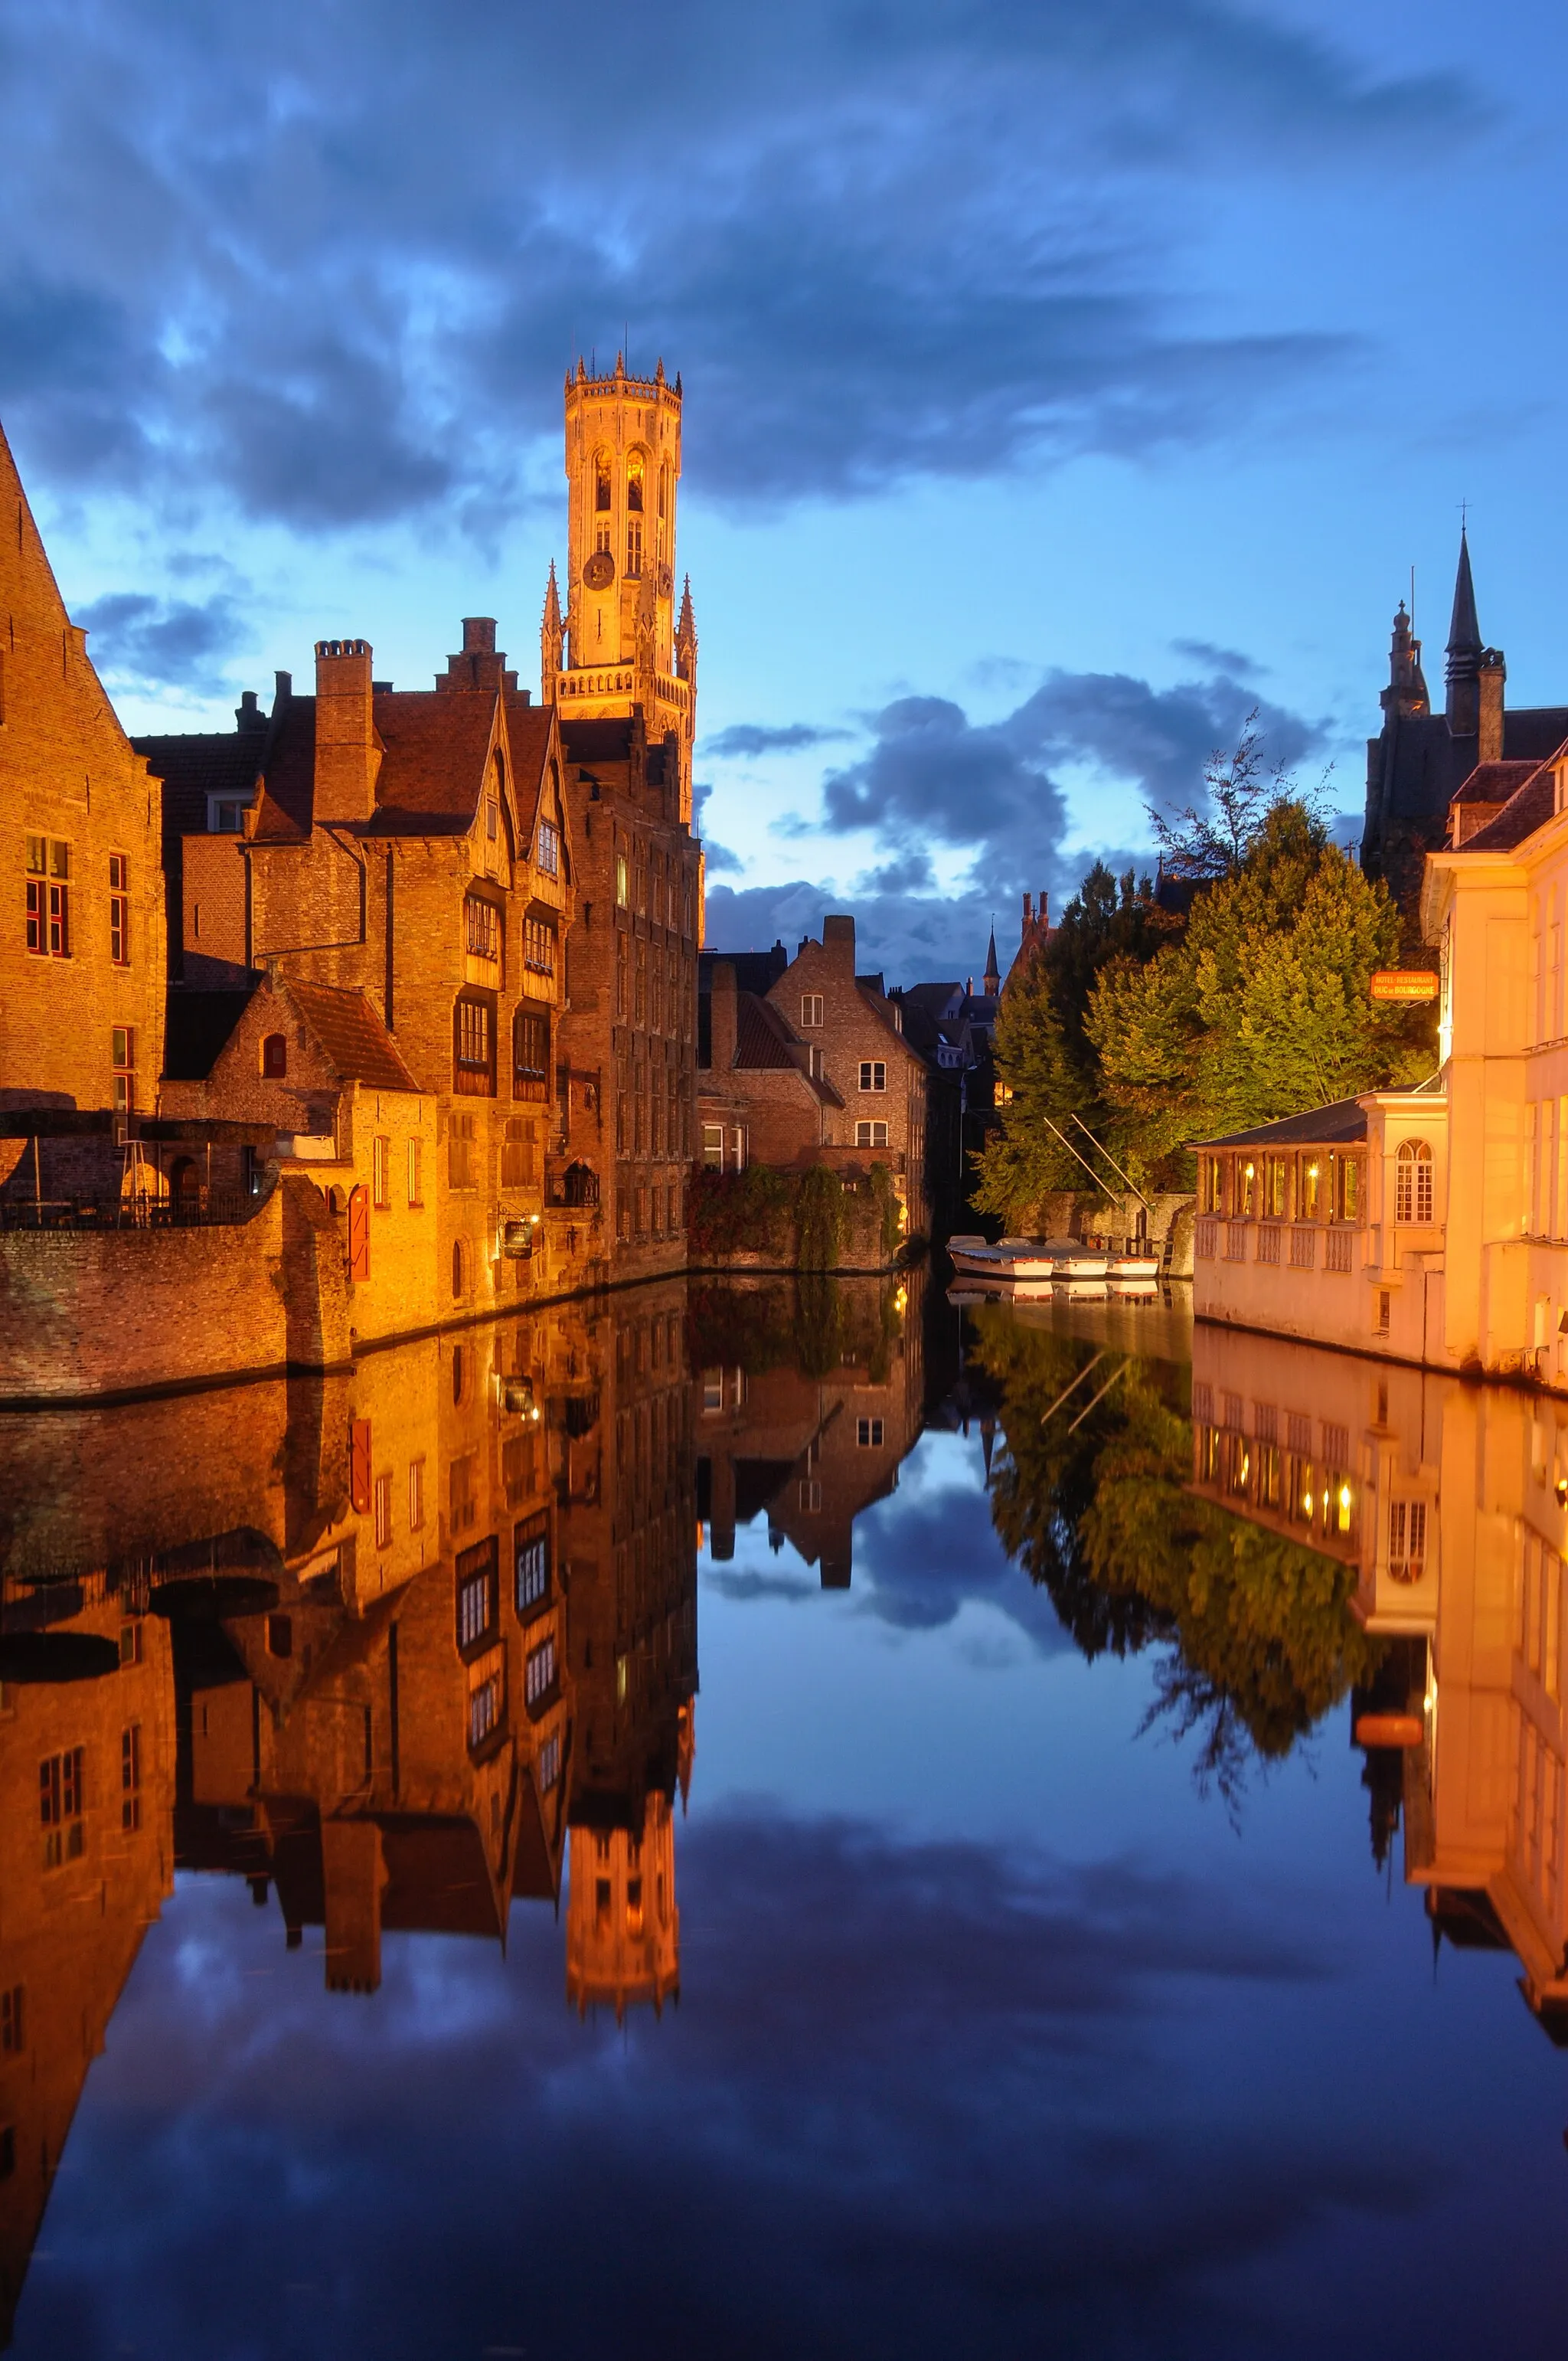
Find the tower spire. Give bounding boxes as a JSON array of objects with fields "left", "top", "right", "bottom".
[
  {"left": 676, "top": 574, "right": 697, "bottom": 685},
  {"left": 541, "top": 560, "right": 564, "bottom": 700},
  {"left": 1446, "top": 525, "right": 1483, "bottom": 737},
  {"left": 982, "top": 921, "right": 1000, "bottom": 998}
]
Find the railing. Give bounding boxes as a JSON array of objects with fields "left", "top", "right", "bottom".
[
  {"left": 1289, "top": 1226, "right": 1316, "bottom": 1269},
  {"left": 1257, "top": 1223, "right": 1282, "bottom": 1265},
  {"left": 1224, "top": 1221, "right": 1249, "bottom": 1261},
  {"left": 1325, "top": 1227, "right": 1355, "bottom": 1274},
  {"left": 0, "top": 1190, "right": 250, "bottom": 1231},
  {"left": 1195, "top": 1217, "right": 1218, "bottom": 1261}
]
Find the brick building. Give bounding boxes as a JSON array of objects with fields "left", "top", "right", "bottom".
[
  {"left": 0, "top": 422, "right": 166, "bottom": 1136},
  {"left": 137, "top": 620, "right": 583, "bottom": 1312},
  {"left": 697, "top": 914, "right": 930, "bottom": 1233},
  {"left": 541, "top": 356, "right": 702, "bottom": 1282}
]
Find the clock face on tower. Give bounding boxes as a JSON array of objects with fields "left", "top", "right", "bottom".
[{"left": 583, "top": 550, "right": 615, "bottom": 590}]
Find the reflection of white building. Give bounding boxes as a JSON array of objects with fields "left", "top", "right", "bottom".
[{"left": 1192, "top": 1323, "right": 1568, "bottom": 2035}]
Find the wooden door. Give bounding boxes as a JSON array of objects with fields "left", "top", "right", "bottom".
[{"left": 348, "top": 1183, "right": 370, "bottom": 1282}]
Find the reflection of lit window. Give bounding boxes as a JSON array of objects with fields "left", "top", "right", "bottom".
[
  {"left": 39, "top": 1748, "right": 84, "bottom": 1869},
  {"left": 525, "top": 1634, "right": 557, "bottom": 1709},
  {"left": 456, "top": 1539, "right": 498, "bottom": 1651},
  {"left": 537, "top": 1732, "right": 561, "bottom": 1793},
  {"left": 515, "top": 1517, "right": 550, "bottom": 1614}
]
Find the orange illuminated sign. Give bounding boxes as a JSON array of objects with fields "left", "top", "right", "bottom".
[{"left": 1369, "top": 970, "right": 1439, "bottom": 1002}]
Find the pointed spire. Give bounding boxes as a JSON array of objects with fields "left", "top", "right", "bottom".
[
  {"left": 541, "top": 560, "right": 564, "bottom": 698},
  {"left": 1447, "top": 527, "right": 1481, "bottom": 665},
  {"left": 983, "top": 921, "right": 1000, "bottom": 996},
  {"left": 1446, "top": 526, "right": 1483, "bottom": 737},
  {"left": 655, "top": 355, "right": 665, "bottom": 387},
  {"left": 542, "top": 559, "right": 562, "bottom": 630}
]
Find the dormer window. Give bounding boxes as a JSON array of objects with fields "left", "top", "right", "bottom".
[{"left": 209, "top": 797, "right": 250, "bottom": 834}]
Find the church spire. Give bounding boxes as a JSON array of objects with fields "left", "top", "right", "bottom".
[
  {"left": 1446, "top": 526, "right": 1483, "bottom": 737},
  {"left": 676, "top": 574, "right": 697, "bottom": 684},
  {"left": 982, "top": 921, "right": 1000, "bottom": 998},
  {"left": 541, "top": 560, "right": 564, "bottom": 700}
]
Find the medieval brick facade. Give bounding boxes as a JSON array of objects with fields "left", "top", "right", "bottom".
[{"left": 0, "top": 423, "right": 165, "bottom": 1129}]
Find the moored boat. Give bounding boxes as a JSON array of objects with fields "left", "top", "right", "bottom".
[{"left": 1106, "top": 1254, "right": 1160, "bottom": 1281}]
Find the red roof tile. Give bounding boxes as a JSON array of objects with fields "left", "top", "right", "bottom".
[{"left": 284, "top": 980, "right": 423, "bottom": 1092}]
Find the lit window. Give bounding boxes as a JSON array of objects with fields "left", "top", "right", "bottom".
[
  {"left": 1395, "top": 1140, "right": 1434, "bottom": 1225},
  {"left": 627, "top": 453, "right": 645, "bottom": 512},
  {"left": 616, "top": 852, "right": 629, "bottom": 907},
  {"left": 594, "top": 450, "right": 612, "bottom": 511},
  {"left": 537, "top": 819, "right": 560, "bottom": 878},
  {"left": 855, "top": 1120, "right": 889, "bottom": 1148},
  {"left": 109, "top": 854, "right": 129, "bottom": 965},
  {"left": 702, "top": 1123, "right": 724, "bottom": 1171},
  {"left": 857, "top": 1418, "right": 884, "bottom": 1447},
  {"left": 537, "top": 1731, "right": 561, "bottom": 1793},
  {"left": 524, "top": 917, "right": 556, "bottom": 976},
  {"left": 25, "top": 838, "right": 70, "bottom": 959},
  {"left": 859, "top": 1061, "right": 886, "bottom": 1092},
  {"left": 112, "top": 1027, "right": 135, "bottom": 1114},
  {"left": 801, "top": 995, "right": 823, "bottom": 1028}
]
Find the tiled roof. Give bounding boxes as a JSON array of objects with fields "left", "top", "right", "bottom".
[
  {"left": 250, "top": 696, "right": 316, "bottom": 841},
  {"left": 1192, "top": 1097, "right": 1368, "bottom": 1149},
  {"left": 735, "top": 992, "right": 801, "bottom": 1068},
  {"left": 367, "top": 690, "right": 495, "bottom": 834},
  {"left": 286, "top": 981, "right": 423, "bottom": 1092},
  {"left": 1451, "top": 759, "right": 1537, "bottom": 803},
  {"left": 1462, "top": 766, "right": 1557, "bottom": 852}
]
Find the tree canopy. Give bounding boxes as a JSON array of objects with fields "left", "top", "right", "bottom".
[{"left": 976, "top": 796, "right": 1434, "bottom": 1215}]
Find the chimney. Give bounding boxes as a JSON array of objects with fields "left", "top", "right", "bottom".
[
  {"left": 822, "top": 914, "right": 856, "bottom": 976},
  {"left": 1478, "top": 650, "right": 1506, "bottom": 764},
  {"left": 235, "top": 688, "right": 265, "bottom": 733},
  {"left": 711, "top": 960, "right": 739, "bottom": 1070},
  {"left": 313, "top": 639, "right": 378, "bottom": 824},
  {"left": 1022, "top": 892, "right": 1032, "bottom": 927},
  {"left": 462, "top": 617, "right": 497, "bottom": 653}
]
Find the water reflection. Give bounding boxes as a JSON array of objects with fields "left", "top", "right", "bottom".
[{"left": 5, "top": 1273, "right": 1568, "bottom": 2351}]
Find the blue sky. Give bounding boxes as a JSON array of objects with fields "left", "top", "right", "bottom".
[{"left": 2, "top": 0, "right": 1563, "bottom": 979}]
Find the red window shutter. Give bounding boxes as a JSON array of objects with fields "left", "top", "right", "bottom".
[
  {"left": 350, "top": 1419, "right": 372, "bottom": 1515},
  {"left": 348, "top": 1183, "right": 371, "bottom": 1282}
]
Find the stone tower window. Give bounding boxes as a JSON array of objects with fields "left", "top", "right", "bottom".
[
  {"left": 594, "top": 451, "right": 612, "bottom": 510},
  {"left": 626, "top": 515, "right": 643, "bottom": 578},
  {"left": 627, "top": 453, "right": 645, "bottom": 512}
]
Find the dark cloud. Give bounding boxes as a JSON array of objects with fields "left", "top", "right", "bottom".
[
  {"left": 0, "top": 1, "right": 1481, "bottom": 530},
  {"left": 76, "top": 590, "right": 247, "bottom": 690},
  {"left": 1171, "top": 636, "right": 1260, "bottom": 674},
  {"left": 704, "top": 721, "right": 852, "bottom": 757},
  {"left": 16, "top": 1804, "right": 1465, "bottom": 2361}
]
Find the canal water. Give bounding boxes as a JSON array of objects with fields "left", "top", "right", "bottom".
[{"left": 2, "top": 1273, "right": 1566, "bottom": 2356}]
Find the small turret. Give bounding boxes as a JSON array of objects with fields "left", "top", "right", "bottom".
[{"left": 1381, "top": 600, "right": 1429, "bottom": 722}]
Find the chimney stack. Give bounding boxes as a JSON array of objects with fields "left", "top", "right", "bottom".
[
  {"left": 710, "top": 961, "right": 739, "bottom": 1071},
  {"left": 1478, "top": 650, "right": 1506, "bottom": 764},
  {"left": 822, "top": 914, "right": 856, "bottom": 975},
  {"left": 313, "top": 639, "right": 378, "bottom": 824}
]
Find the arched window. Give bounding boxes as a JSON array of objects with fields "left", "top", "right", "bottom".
[
  {"left": 262, "top": 1032, "right": 287, "bottom": 1078},
  {"left": 1395, "top": 1139, "right": 1434, "bottom": 1225},
  {"left": 626, "top": 453, "right": 645, "bottom": 512},
  {"left": 594, "top": 450, "right": 612, "bottom": 511}
]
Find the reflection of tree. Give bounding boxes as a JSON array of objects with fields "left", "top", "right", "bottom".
[{"left": 974, "top": 1310, "right": 1383, "bottom": 1804}]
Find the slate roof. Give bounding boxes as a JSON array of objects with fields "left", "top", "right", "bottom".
[
  {"left": 699, "top": 944, "right": 790, "bottom": 997},
  {"left": 1192, "top": 1097, "right": 1369, "bottom": 1150},
  {"left": 133, "top": 730, "right": 265, "bottom": 833},
  {"left": 1462, "top": 766, "right": 1558, "bottom": 852},
  {"left": 286, "top": 981, "right": 422, "bottom": 1092},
  {"left": 1451, "top": 759, "right": 1537, "bottom": 804}
]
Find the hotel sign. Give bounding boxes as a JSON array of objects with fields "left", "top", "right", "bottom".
[{"left": 1369, "top": 970, "right": 1439, "bottom": 1002}]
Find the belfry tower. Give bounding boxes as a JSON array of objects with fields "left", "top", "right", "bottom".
[
  {"left": 539, "top": 355, "right": 703, "bottom": 1281},
  {"left": 542, "top": 353, "right": 696, "bottom": 824}
]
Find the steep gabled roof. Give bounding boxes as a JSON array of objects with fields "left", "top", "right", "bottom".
[
  {"left": 367, "top": 688, "right": 496, "bottom": 834},
  {"left": 162, "top": 988, "right": 257, "bottom": 1081},
  {"left": 1451, "top": 760, "right": 1537, "bottom": 804},
  {"left": 285, "top": 980, "right": 422, "bottom": 1092}
]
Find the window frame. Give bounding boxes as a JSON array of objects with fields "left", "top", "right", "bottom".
[
  {"left": 453, "top": 991, "right": 497, "bottom": 1097},
  {"left": 858, "top": 1060, "right": 887, "bottom": 1093}
]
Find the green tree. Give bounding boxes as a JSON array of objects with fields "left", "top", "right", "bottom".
[
  {"left": 974, "top": 864, "right": 1176, "bottom": 1218},
  {"left": 1088, "top": 801, "right": 1431, "bottom": 1169}
]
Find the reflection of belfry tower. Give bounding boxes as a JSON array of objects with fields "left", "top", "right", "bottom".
[
  {"left": 565, "top": 1786, "right": 681, "bottom": 2023},
  {"left": 542, "top": 354, "right": 695, "bottom": 826}
]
